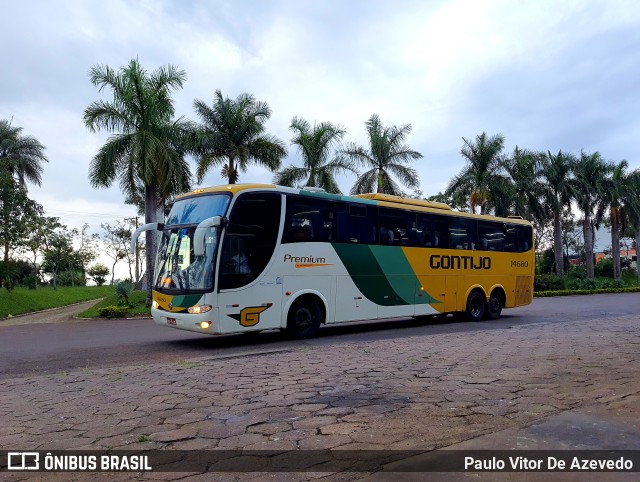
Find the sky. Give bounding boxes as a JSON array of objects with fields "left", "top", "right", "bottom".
[{"left": 2, "top": 0, "right": 640, "bottom": 276}]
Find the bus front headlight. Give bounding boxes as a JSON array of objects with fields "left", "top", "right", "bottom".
[{"left": 188, "top": 305, "right": 212, "bottom": 314}]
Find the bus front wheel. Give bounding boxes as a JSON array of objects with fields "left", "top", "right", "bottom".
[
  {"left": 465, "top": 290, "right": 485, "bottom": 322},
  {"left": 286, "top": 297, "right": 323, "bottom": 339}
]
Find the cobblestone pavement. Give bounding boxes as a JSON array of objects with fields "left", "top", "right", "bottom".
[{"left": 1, "top": 314, "right": 639, "bottom": 481}]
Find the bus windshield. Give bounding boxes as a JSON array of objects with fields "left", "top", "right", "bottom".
[{"left": 154, "top": 194, "right": 231, "bottom": 292}]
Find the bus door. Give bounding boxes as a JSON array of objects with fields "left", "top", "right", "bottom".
[{"left": 217, "top": 192, "right": 283, "bottom": 332}]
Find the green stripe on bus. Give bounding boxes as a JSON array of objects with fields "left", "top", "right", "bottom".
[
  {"left": 369, "top": 246, "right": 439, "bottom": 304},
  {"left": 332, "top": 244, "right": 405, "bottom": 306},
  {"left": 170, "top": 294, "right": 202, "bottom": 308}
]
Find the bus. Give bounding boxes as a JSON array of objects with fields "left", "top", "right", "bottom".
[{"left": 131, "top": 184, "right": 534, "bottom": 338}]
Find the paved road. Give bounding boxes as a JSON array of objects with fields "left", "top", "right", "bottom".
[
  {"left": 1, "top": 293, "right": 639, "bottom": 379},
  {"left": 1, "top": 293, "right": 640, "bottom": 480}
]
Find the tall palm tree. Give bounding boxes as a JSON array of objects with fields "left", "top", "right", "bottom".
[
  {"left": 504, "top": 147, "right": 545, "bottom": 222},
  {"left": 193, "top": 90, "right": 286, "bottom": 184},
  {"left": 83, "top": 58, "right": 193, "bottom": 305},
  {"left": 445, "top": 132, "right": 511, "bottom": 215},
  {"left": 622, "top": 169, "right": 640, "bottom": 283},
  {"left": 572, "top": 151, "right": 615, "bottom": 279},
  {"left": 540, "top": 150, "right": 577, "bottom": 276},
  {"left": 0, "top": 118, "right": 48, "bottom": 189},
  {"left": 608, "top": 160, "right": 629, "bottom": 279},
  {"left": 344, "top": 113, "right": 421, "bottom": 195},
  {"left": 273, "top": 117, "right": 355, "bottom": 193}
]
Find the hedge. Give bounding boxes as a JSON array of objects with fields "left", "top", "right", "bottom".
[{"left": 534, "top": 286, "right": 640, "bottom": 298}]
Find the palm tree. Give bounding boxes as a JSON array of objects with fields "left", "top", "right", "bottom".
[
  {"left": 273, "top": 117, "right": 355, "bottom": 193},
  {"left": 445, "top": 132, "right": 511, "bottom": 215},
  {"left": 83, "top": 59, "right": 193, "bottom": 305},
  {"left": 193, "top": 90, "right": 286, "bottom": 184},
  {"left": 607, "top": 160, "right": 629, "bottom": 279},
  {"left": 504, "top": 147, "right": 545, "bottom": 222},
  {"left": 622, "top": 170, "right": 640, "bottom": 283},
  {"left": 344, "top": 113, "right": 421, "bottom": 195},
  {"left": 539, "top": 150, "right": 577, "bottom": 276},
  {"left": 0, "top": 118, "right": 48, "bottom": 189},
  {"left": 572, "top": 151, "right": 615, "bottom": 279}
]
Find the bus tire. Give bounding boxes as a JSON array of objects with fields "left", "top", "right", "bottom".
[
  {"left": 465, "top": 290, "right": 485, "bottom": 322},
  {"left": 485, "top": 291, "right": 503, "bottom": 320},
  {"left": 286, "top": 297, "right": 323, "bottom": 339}
]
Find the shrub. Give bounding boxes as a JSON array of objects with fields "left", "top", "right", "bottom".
[
  {"left": 87, "top": 263, "right": 110, "bottom": 287},
  {"left": 97, "top": 306, "right": 130, "bottom": 318},
  {"left": 115, "top": 281, "right": 133, "bottom": 306},
  {"left": 594, "top": 258, "right": 614, "bottom": 278},
  {"left": 534, "top": 275, "right": 564, "bottom": 292},
  {"left": 56, "top": 271, "right": 87, "bottom": 287},
  {"left": 567, "top": 264, "right": 586, "bottom": 279},
  {"left": 567, "top": 278, "right": 597, "bottom": 291},
  {"left": 26, "top": 274, "right": 37, "bottom": 289}
]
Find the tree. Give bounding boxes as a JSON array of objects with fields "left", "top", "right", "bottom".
[
  {"left": 344, "top": 114, "right": 421, "bottom": 195},
  {"left": 539, "top": 150, "right": 577, "bottom": 276},
  {"left": 274, "top": 117, "right": 354, "bottom": 193},
  {"left": 445, "top": 132, "right": 511, "bottom": 215},
  {"left": 101, "top": 220, "right": 136, "bottom": 284},
  {"left": 620, "top": 169, "right": 640, "bottom": 282},
  {"left": 572, "top": 151, "right": 615, "bottom": 279},
  {"left": 20, "top": 215, "right": 63, "bottom": 287},
  {"left": 87, "top": 263, "right": 110, "bottom": 286},
  {"left": 194, "top": 90, "right": 286, "bottom": 184},
  {"left": 0, "top": 171, "right": 44, "bottom": 263},
  {"left": 0, "top": 118, "right": 48, "bottom": 189},
  {"left": 41, "top": 227, "right": 84, "bottom": 289},
  {"left": 607, "top": 160, "right": 630, "bottom": 279},
  {"left": 83, "top": 58, "right": 193, "bottom": 305},
  {"left": 504, "top": 147, "right": 545, "bottom": 222}
]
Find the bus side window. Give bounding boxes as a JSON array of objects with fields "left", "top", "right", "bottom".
[
  {"left": 379, "top": 208, "right": 415, "bottom": 246},
  {"left": 517, "top": 225, "right": 533, "bottom": 252},
  {"left": 450, "top": 219, "right": 477, "bottom": 250},
  {"left": 504, "top": 224, "right": 517, "bottom": 252},
  {"left": 478, "top": 222, "right": 505, "bottom": 251},
  {"left": 283, "top": 197, "right": 334, "bottom": 243},
  {"left": 335, "top": 202, "right": 377, "bottom": 244}
]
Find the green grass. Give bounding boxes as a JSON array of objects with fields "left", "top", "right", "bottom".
[
  {"left": 0, "top": 285, "right": 115, "bottom": 319},
  {"left": 76, "top": 290, "right": 150, "bottom": 318}
]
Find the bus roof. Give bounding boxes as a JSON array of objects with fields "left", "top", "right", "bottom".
[{"left": 177, "top": 184, "right": 532, "bottom": 225}]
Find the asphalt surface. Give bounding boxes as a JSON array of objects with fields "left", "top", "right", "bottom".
[{"left": 1, "top": 292, "right": 639, "bottom": 380}]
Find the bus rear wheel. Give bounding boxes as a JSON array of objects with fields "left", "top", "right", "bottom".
[
  {"left": 286, "top": 297, "right": 323, "bottom": 339},
  {"left": 466, "top": 290, "right": 485, "bottom": 322},
  {"left": 485, "top": 292, "right": 503, "bottom": 320}
]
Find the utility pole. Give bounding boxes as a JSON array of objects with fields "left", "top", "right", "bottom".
[{"left": 125, "top": 216, "right": 139, "bottom": 285}]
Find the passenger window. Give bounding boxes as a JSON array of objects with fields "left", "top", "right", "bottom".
[
  {"left": 379, "top": 208, "right": 416, "bottom": 245},
  {"left": 336, "top": 202, "right": 377, "bottom": 244},
  {"left": 478, "top": 222, "right": 505, "bottom": 251},
  {"left": 449, "top": 219, "right": 477, "bottom": 250},
  {"left": 283, "top": 197, "right": 334, "bottom": 243},
  {"left": 416, "top": 213, "right": 448, "bottom": 248}
]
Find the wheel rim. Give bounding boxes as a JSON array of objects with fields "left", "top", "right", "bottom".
[
  {"left": 489, "top": 297, "right": 500, "bottom": 313},
  {"left": 470, "top": 296, "right": 483, "bottom": 318},
  {"left": 294, "top": 306, "right": 313, "bottom": 331}
]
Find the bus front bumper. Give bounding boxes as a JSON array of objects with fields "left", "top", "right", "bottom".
[{"left": 151, "top": 307, "right": 221, "bottom": 334}]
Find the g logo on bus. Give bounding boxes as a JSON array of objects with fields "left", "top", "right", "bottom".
[{"left": 228, "top": 306, "right": 270, "bottom": 327}]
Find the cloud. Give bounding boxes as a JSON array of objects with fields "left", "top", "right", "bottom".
[{"left": 2, "top": 0, "right": 639, "bottom": 236}]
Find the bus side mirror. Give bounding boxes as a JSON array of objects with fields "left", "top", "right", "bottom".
[
  {"left": 193, "top": 216, "right": 223, "bottom": 256},
  {"left": 130, "top": 223, "right": 164, "bottom": 254}
]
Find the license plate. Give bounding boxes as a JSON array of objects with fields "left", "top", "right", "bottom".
[{"left": 167, "top": 317, "right": 177, "bottom": 325}]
